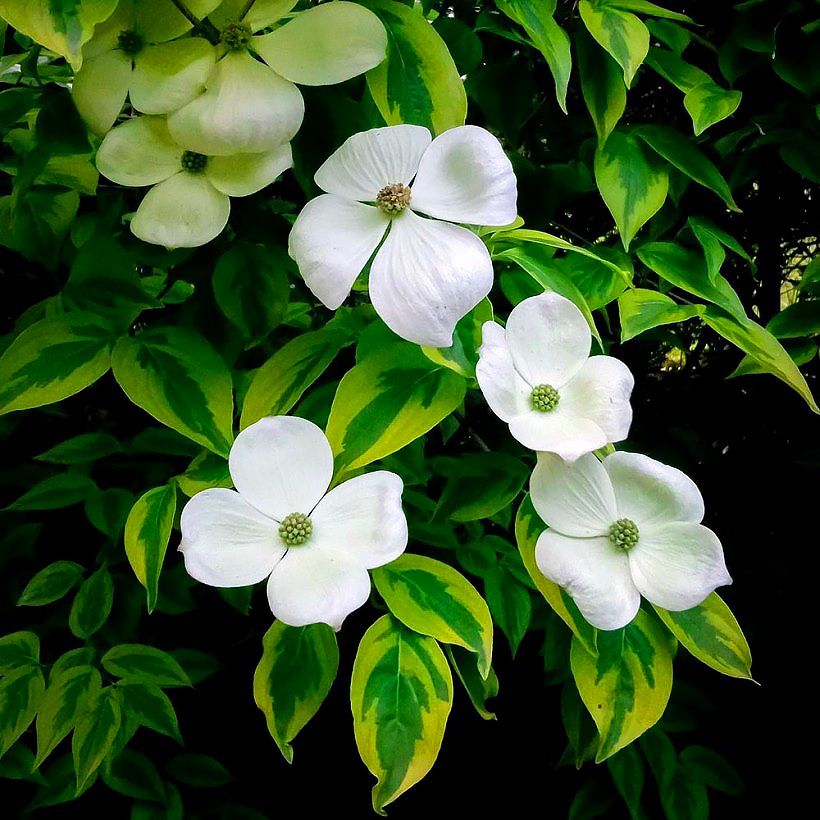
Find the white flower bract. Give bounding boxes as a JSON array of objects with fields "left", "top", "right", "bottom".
[
  {"left": 179, "top": 416, "right": 408, "bottom": 630},
  {"left": 530, "top": 451, "right": 732, "bottom": 631},
  {"left": 288, "top": 124, "right": 518, "bottom": 347},
  {"left": 476, "top": 292, "right": 635, "bottom": 461}
]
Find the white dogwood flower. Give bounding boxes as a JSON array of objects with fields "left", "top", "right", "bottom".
[
  {"left": 72, "top": 0, "right": 220, "bottom": 135},
  {"left": 476, "top": 292, "right": 634, "bottom": 461},
  {"left": 179, "top": 416, "right": 408, "bottom": 630},
  {"left": 288, "top": 124, "right": 518, "bottom": 347},
  {"left": 166, "top": 0, "right": 387, "bottom": 155},
  {"left": 96, "top": 116, "right": 292, "bottom": 248},
  {"left": 530, "top": 451, "right": 732, "bottom": 630}
]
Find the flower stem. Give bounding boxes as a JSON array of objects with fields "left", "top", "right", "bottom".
[
  {"left": 238, "top": 0, "right": 258, "bottom": 20},
  {"left": 169, "top": 0, "right": 221, "bottom": 43}
]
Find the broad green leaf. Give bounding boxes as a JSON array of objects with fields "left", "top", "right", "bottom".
[
  {"left": 484, "top": 564, "right": 532, "bottom": 657},
  {"left": 606, "top": 0, "right": 693, "bottom": 23},
  {"left": 351, "top": 616, "right": 453, "bottom": 814},
  {"left": 684, "top": 81, "right": 742, "bottom": 136},
  {"left": 445, "top": 645, "right": 498, "bottom": 721},
  {"left": 432, "top": 16, "right": 482, "bottom": 75},
  {"left": 167, "top": 753, "right": 233, "bottom": 788},
  {"left": 34, "top": 665, "right": 101, "bottom": 768},
  {"left": 240, "top": 327, "right": 352, "bottom": 430},
  {"left": 117, "top": 679, "right": 181, "bottom": 742},
  {"left": 766, "top": 301, "right": 820, "bottom": 339},
  {"left": 34, "top": 432, "right": 123, "bottom": 464},
  {"left": 577, "top": 27, "right": 626, "bottom": 143},
  {"left": 69, "top": 566, "right": 113, "bottom": 639},
  {"left": 326, "top": 343, "right": 466, "bottom": 475},
  {"left": 496, "top": 0, "right": 572, "bottom": 113},
  {"left": 17, "top": 560, "right": 84, "bottom": 606},
  {"left": 618, "top": 288, "right": 704, "bottom": 342},
  {"left": 579, "top": 0, "right": 649, "bottom": 87},
  {"left": 111, "top": 326, "right": 234, "bottom": 457},
  {"left": 0, "top": 312, "right": 114, "bottom": 415},
  {"left": 72, "top": 686, "right": 121, "bottom": 791},
  {"left": 0, "top": 664, "right": 46, "bottom": 756},
  {"left": 660, "top": 770, "right": 709, "bottom": 820},
  {"left": 0, "top": 632, "right": 40, "bottom": 675},
  {"left": 594, "top": 130, "right": 669, "bottom": 250},
  {"left": 607, "top": 744, "right": 645, "bottom": 820},
  {"left": 84, "top": 487, "right": 133, "bottom": 539},
  {"left": 6, "top": 471, "right": 97, "bottom": 511},
  {"left": 0, "top": 741, "right": 42, "bottom": 782},
  {"left": 49, "top": 648, "right": 95, "bottom": 680},
  {"left": 362, "top": 0, "right": 467, "bottom": 134},
  {"left": 679, "top": 745, "right": 745, "bottom": 795},
  {"left": 373, "top": 553, "right": 493, "bottom": 678},
  {"left": 167, "top": 649, "right": 221, "bottom": 685},
  {"left": 633, "top": 124, "right": 739, "bottom": 210},
  {"left": 253, "top": 621, "right": 338, "bottom": 763},
  {"left": 571, "top": 610, "right": 674, "bottom": 761},
  {"left": 101, "top": 645, "right": 191, "bottom": 688},
  {"left": 124, "top": 483, "right": 177, "bottom": 613},
  {"left": 176, "top": 451, "right": 231, "bottom": 497},
  {"left": 653, "top": 593, "right": 753, "bottom": 679},
  {"left": 102, "top": 749, "right": 166, "bottom": 802},
  {"left": 645, "top": 47, "right": 710, "bottom": 93},
  {"left": 703, "top": 306, "right": 819, "bottom": 413},
  {"left": 514, "top": 496, "right": 597, "bottom": 654},
  {"left": 212, "top": 242, "right": 289, "bottom": 347}
]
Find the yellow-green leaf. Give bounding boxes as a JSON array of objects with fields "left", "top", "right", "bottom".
[
  {"left": 0, "top": 664, "right": 45, "bottom": 756},
  {"left": 68, "top": 566, "right": 113, "bottom": 640},
  {"left": 0, "top": 631, "right": 40, "bottom": 675},
  {"left": 578, "top": 27, "right": 627, "bottom": 143},
  {"left": 579, "top": 0, "right": 649, "bottom": 87},
  {"left": 618, "top": 288, "right": 704, "bottom": 343},
  {"left": 653, "top": 593, "right": 752, "bottom": 680},
  {"left": 253, "top": 621, "right": 338, "bottom": 763},
  {"left": 351, "top": 616, "right": 453, "bottom": 814},
  {"left": 373, "top": 553, "right": 493, "bottom": 678},
  {"left": 72, "top": 686, "right": 121, "bottom": 791},
  {"left": 571, "top": 610, "right": 674, "bottom": 762},
  {"left": 683, "top": 81, "right": 742, "bottom": 136}
]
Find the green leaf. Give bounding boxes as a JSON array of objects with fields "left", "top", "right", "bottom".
[
  {"left": 633, "top": 124, "right": 739, "bottom": 210},
  {"left": 607, "top": 744, "right": 645, "bottom": 819},
  {"left": 594, "top": 130, "right": 669, "bottom": 250},
  {"left": 362, "top": 0, "right": 466, "bottom": 134},
  {"left": 373, "top": 554, "right": 493, "bottom": 678},
  {"left": 124, "top": 483, "right": 177, "bottom": 613},
  {"left": 0, "top": 664, "right": 45, "bottom": 757},
  {"left": 579, "top": 0, "right": 649, "bottom": 87},
  {"left": 571, "top": 610, "right": 674, "bottom": 762},
  {"left": 111, "top": 326, "right": 234, "bottom": 457},
  {"left": 495, "top": 0, "right": 572, "bottom": 113},
  {"left": 102, "top": 749, "right": 166, "bottom": 802},
  {"left": 484, "top": 564, "right": 532, "bottom": 657},
  {"left": 49, "top": 648, "right": 95, "bottom": 679},
  {"left": 606, "top": 1, "right": 693, "bottom": 23},
  {"left": 645, "top": 47, "right": 709, "bottom": 92},
  {"left": 653, "top": 593, "right": 752, "bottom": 679},
  {"left": 444, "top": 645, "right": 498, "bottom": 721},
  {"left": 420, "top": 298, "right": 493, "bottom": 379},
  {"left": 683, "top": 81, "right": 742, "bottom": 136},
  {"left": 253, "top": 621, "right": 338, "bottom": 763},
  {"left": 101, "top": 645, "right": 191, "bottom": 688},
  {"left": 679, "top": 745, "right": 745, "bottom": 795},
  {"left": 514, "top": 496, "right": 597, "bottom": 654},
  {"left": 167, "top": 753, "right": 233, "bottom": 788},
  {"left": 618, "top": 288, "right": 704, "bottom": 342},
  {"left": 6, "top": 471, "right": 97, "bottom": 511},
  {"left": 326, "top": 343, "right": 466, "bottom": 475},
  {"left": 351, "top": 615, "right": 453, "bottom": 815},
  {"left": 34, "top": 432, "right": 123, "bottom": 464},
  {"left": 578, "top": 27, "right": 627, "bottom": 143},
  {"left": 766, "top": 301, "right": 820, "bottom": 339},
  {"left": 240, "top": 326, "right": 352, "bottom": 430},
  {"left": 212, "top": 242, "right": 289, "bottom": 347},
  {"left": 84, "top": 487, "right": 133, "bottom": 539},
  {"left": 0, "top": 633, "right": 40, "bottom": 675},
  {"left": 0, "top": 312, "right": 114, "bottom": 415},
  {"left": 69, "top": 566, "right": 113, "bottom": 639},
  {"left": 34, "top": 665, "right": 101, "bottom": 768},
  {"left": 117, "top": 679, "right": 181, "bottom": 742},
  {"left": 176, "top": 450, "right": 231, "bottom": 497},
  {"left": 17, "top": 560, "right": 84, "bottom": 606},
  {"left": 72, "top": 686, "right": 121, "bottom": 791}
]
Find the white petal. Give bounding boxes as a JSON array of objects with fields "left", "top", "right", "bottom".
[
  {"left": 535, "top": 530, "right": 640, "bottom": 630},
  {"left": 475, "top": 321, "right": 530, "bottom": 423},
  {"left": 288, "top": 195, "right": 388, "bottom": 310},
  {"left": 266, "top": 546, "right": 371, "bottom": 630},
  {"left": 168, "top": 51, "right": 304, "bottom": 156},
  {"left": 71, "top": 50, "right": 131, "bottom": 135},
  {"left": 509, "top": 412, "right": 608, "bottom": 462},
  {"left": 369, "top": 210, "right": 493, "bottom": 347},
  {"left": 134, "top": 0, "right": 220, "bottom": 43},
  {"left": 628, "top": 522, "right": 732, "bottom": 611},
  {"left": 310, "top": 471, "right": 407, "bottom": 569},
  {"left": 603, "top": 451, "right": 705, "bottom": 528},
  {"left": 179, "top": 488, "right": 283, "bottom": 586},
  {"left": 314, "top": 125, "right": 431, "bottom": 202},
  {"left": 228, "top": 416, "right": 334, "bottom": 521},
  {"left": 253, "top": 2, "right": 386, "bottom": 86},
  {"left": 97, "top": 117, "right": 181, "bottom": 186},
  {"left": 206, "top": 142, "right": 292, "bottom": 196},
  {"left": 505, "top": 292, "right": 591, "bottom": 388},
  {"left": 411, "top": 125, "right": 518, "bottom": 226},
  {"left": 207, "top": 0, "right": 296, "bottom": 32},
  {"left": 559, "top": 356, "right": 635, "bottom": 444},
  {"left": 129, "top": 40, "right": 216, "bottom": 115},
  {"left": 131, "top": 172, "right": 230, "bottom": 249},
  {"left": 529, "top": 452, "right": 616, "bottom": 536}
]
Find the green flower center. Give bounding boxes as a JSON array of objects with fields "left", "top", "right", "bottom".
[
  {"left": 117, "top": 29, "right": 144, "bottom": 56},
  {"left": 221, "top": 21, "right": 253, "bottom": 51},
  {"left": 181, "top": 151, "right": 208, "bottom": 173},
  {"left": 279, "top": 512, "right": 312, "bottom": 547},
  {"left": 530, "top": 384, "right": 560, "bottom": 412},
  {"left": 376, "top": 183, "right": 412, "bottom": 215},
  {"left": 609, "top": 518, "right": 639, "bottom": 551}
]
